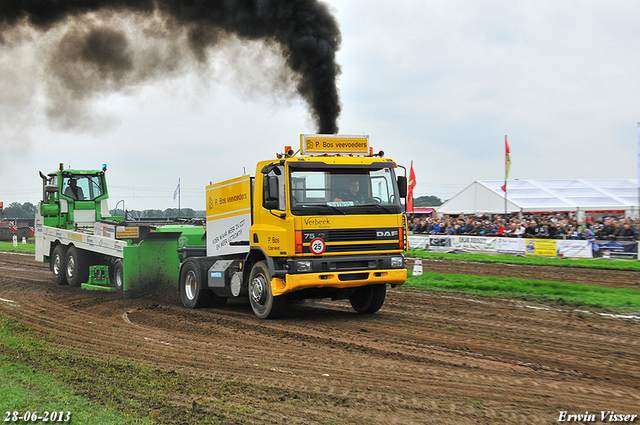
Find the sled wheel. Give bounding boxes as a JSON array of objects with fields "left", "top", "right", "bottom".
[
  {"left": 51, "top": 245, "right": 68, "bottom": 285},
  {"left": 65, "top": 246, "right": 89, "bottom": 287},
  {"left": 113, "top": 259, "right": 124, "bottom": 292}
]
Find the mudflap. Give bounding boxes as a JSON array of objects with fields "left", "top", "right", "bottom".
[{"left": 122, "top": 231, "right": 183, "bottom": 297}]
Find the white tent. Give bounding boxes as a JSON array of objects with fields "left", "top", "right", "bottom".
[{"left": 436, "top": 179, "right": 640, "bottom": 219}]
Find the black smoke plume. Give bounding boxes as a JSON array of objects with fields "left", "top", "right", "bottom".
[{"left": 0, "top": 0, "right": 342, "bottom": 133}]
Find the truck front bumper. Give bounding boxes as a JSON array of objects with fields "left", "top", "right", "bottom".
[{"left": 270, "top": 268, "right": 407, "bottom": 297}]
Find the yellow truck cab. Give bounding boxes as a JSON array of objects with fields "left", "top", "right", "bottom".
[{"left": 180, "top": 134, "right": 408, "bottom": 319}]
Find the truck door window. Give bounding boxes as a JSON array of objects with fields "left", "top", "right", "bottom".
[{"left": 263, "top": 165, "right": 286, "bottom": 210}]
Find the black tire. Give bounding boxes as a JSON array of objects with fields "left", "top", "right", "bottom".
[
  {"left": 180, "top": 261, "right": 214, "bottom": 308},
  {"left": 349, "top": 284, "right": 387, "bottom": 314},
  {"left": 65, "top": 246, "right": 90, "bottom": 287},
  {"left": 248, "top": 261, "right": 285, "bottom": 319},
  {"left": 113, "top": 259, "right": 124, "bottom": 292},
  {"left": 51, "top": 245, "right": 68, "bottom": 285}
]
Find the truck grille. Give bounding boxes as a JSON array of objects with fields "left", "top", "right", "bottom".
[
  {"left": 301, "top": 227, "right": 401, "bottom": 254},
  {"left": 326, "top": 229, "right": 376, "bottom": 241}
]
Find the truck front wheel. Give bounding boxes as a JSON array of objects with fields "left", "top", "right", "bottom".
[
  {"left": 65, "top": 246, "right": 89, "bottom": 287},
  {"left": 51, "top": 245, "right": 68, "bottom": 285},
  {"left": 349, "top": 284, "right": 386, "bottom": 314},
  {"left": 249, "top": 261, "right": 285, "bottom": 319}
]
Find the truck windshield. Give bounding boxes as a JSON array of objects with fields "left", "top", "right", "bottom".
[
  {"left": 61, "top": 174, "right": 105, "bottom": 201},
  {"left": 289, "top": 165, "right": 402, "bottom": 215}
]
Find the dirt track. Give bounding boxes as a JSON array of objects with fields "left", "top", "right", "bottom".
[{"left": 1, "top": 251, "right": 639, "bottom": 424}]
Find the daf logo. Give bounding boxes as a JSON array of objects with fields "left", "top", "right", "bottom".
[{"left": 377, "top": 230, "right": 398, "bottom": 237}]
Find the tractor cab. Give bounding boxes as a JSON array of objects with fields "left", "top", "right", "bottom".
[{"left": 38, "top": 163, "right": 110, "bottom": 230}]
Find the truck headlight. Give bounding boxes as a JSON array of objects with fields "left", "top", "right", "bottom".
[
  {"left": 391, "top": 256, "right": 404, "bottom": 268},
  {"left": 296, "top": 260, "right": 312, "bottom": 272}
]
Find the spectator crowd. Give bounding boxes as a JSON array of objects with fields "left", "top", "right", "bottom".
[{"left": 409, "top": 213, "right": 640, "bottom": 241}]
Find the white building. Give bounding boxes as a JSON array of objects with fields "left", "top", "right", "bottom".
[{"left": 437, "top": 179, "right": 640, "bottom": 220}]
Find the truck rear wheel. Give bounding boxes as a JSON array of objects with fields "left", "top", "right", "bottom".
[
  {"left": 180, "top": 261, "right": 228, "bottom": 308},
  {"left": 349, "top": 284, "right": 386, "bottom": 314},
  {"left": 51, "top": 245, "right": 68, "bottom": 285},
  {"left": 65, "top": 246, "right": 89, "bottom": 287},
  {"left": 249, "top": 261, "right": 285, "bottom": 319}
]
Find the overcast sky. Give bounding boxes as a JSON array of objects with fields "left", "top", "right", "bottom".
[{"left": 2, "top": 0, "right": 640, "bottom": 211}]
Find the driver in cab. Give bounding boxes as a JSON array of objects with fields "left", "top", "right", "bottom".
[
  {"left": 333, "top": 179, "right": 365, "bottom": 203},
  {"left": 64, "top": 178, "right": 85, "bottom": 200}
]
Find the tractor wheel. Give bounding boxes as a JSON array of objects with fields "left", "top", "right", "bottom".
[
  {"left": 349, "top": 284, "right": 386, "bottom": 314},
  {"left": 113, "top": 259, "right": 124, "bottom": 292},
  {"left": 51, "top": 245, "right": 68, "bottom": 285},
  {"left": 65, "top": 246, "right": 89, "bottom": 287},
  {"left": 248, "top": 261, "right": 285, "bottom": 319}
]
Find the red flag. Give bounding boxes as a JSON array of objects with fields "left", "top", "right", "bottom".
[
  {"left": 505, "top": 135, "right": 511, "bottom": 180},
  {"left": 407, "top": 161, "right": 417, "bottom": 212},
  {"left": 501, "top": 184, "right": 506, "bottom": 192}
]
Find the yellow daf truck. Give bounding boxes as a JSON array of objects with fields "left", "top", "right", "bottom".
[{"left": 180, "top": 134, "right": 408, "bottom": 318}]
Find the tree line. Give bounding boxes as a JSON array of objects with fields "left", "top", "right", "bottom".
[
  {"left": 2, "top": 197, "right": 443, "bottom": 219},
  {"left": 1, "top": 202, "right": 205, "bottom": 219},
  {"left": 1, "top": 202, "right": 36, "bottom": 218},
  {"left": 114, "top": 208, "right": 206, "bottom": 218},
  {"left": 414, "top": 195, "right": 443, "bottom": 207}
]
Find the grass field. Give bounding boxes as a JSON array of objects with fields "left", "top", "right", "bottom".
[
  {"left": 405, "top": 271, "right": 640, "bottom": 313},
  {"left": 406, "top": 249, "right": 640, "bottom": 312},
  {"left": 0, "top": 240, "right": 35, "bottom": 254},
  {"left": 408, "top": 248, "right": 640, "bottom": 271},
  {"left": 0, "top": 317, "right": 154, "bottom": 424}
]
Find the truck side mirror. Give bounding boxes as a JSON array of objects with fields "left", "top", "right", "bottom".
[
  {"left": 263, "top": 175, "right": 280, "bottom": 209},
  {"left": 397, "top": 176, "right": 408, "bottom": 198}
]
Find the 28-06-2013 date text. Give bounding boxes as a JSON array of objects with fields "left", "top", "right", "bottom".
[{"left": 4, "top": 411, "right": 71, "bottom": 422}]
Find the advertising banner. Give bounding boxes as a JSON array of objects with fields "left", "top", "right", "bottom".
[
  {"left": 408, "top": 235, "right": 429, "bottom": 250},
  {"left": 497, "top": 238, "right": 526, "bottom": 255},
  {"left": 408, "top": 234, "right": 631, "bottom": 259},
  {"left": 452, "top": 236, "right": 497, "bottom": 252},
  {"left": 556, "top": 240, "right": 593, "bottom": 258},
  {"left": 525, "top": 239, "right": 557, "bottom": 257},
  {"left": 428, "top": 235, "right": 451, "bottom": 250},
  {"left": 592, "top": 240, "right": 638, "bottom": 259}
]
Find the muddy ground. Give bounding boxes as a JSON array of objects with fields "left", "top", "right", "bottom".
[{"left": 1, "top": 251, "right": 639, "bottom": 424}]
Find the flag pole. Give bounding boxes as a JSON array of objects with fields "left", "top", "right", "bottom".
[
  {"left": 178, "top": 177, "right": 181, "bottom": 219},
  {"left": 637, "top": 123, "right": 640, "bottom": 219},
  {"left": 504, "top": 135, "right": 507, "bottom": 216}
]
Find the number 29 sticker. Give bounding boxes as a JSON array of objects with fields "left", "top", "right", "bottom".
[{"left": 310, "top": 238, "right": 326, "bottom": 255}]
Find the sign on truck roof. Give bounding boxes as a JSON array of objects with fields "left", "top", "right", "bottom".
[{"left": 300, "top": 134, "right": 369, "bottom": 155}]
